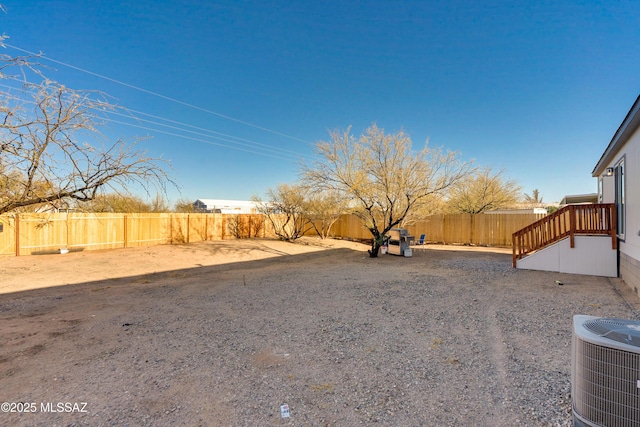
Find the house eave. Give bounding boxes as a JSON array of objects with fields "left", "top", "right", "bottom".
[{"left": 592, "top": 94, "right": 640, "bottom": 177}]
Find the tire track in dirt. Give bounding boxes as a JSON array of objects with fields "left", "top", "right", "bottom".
[{"left": 484, "top": 302, "right": 512, "bottom": 425}]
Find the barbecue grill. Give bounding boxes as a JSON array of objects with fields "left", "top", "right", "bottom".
[{"left": 386, "top": 228, "right": 414, "bottom": 256}]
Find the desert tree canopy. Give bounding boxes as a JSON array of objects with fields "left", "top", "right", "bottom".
[
  {"left": 445, "top": 167, "right": 522, "bottom": 214},
  {"left": 303, "top": 123, "right": 473, "bottom": 257}
]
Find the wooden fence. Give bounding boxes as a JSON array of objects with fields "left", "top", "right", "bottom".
[
  {"left": 0, "top": 213, "right": 269, "bottom": 256},
  {"left": 329, "top": 213, "right": 547, "bottom": 247},
  {"left": 0, "top": 212, "right": 544, "bottom": 257}
]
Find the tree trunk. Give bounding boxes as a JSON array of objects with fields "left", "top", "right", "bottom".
[{"left": 368, "top": 240, "right": 380, "bottom": 258}]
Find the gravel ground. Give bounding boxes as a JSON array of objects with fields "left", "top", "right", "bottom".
[{"left": 1, "top": 238, "right": 639, "bottom": 426}]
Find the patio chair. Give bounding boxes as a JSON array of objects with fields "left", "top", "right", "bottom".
[{"left": 416, "top": 234, "right": 426, "bottom": 246}]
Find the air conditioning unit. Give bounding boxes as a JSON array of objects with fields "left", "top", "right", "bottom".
[{"left": 572, "top": 315, "right": 640, "bottom": 427}]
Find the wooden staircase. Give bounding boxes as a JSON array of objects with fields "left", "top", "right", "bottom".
[{"left": 512, "top": 203, "right": 617, "bottom": 268}]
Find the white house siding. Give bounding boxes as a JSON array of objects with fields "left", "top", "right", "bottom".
[
  {"left": 600, "top": 176, "right": 615, "bottom": 203},
  {"left": 620, "top": 252, "right": 640, "bottom": 295},
  {"left": 599, "top": 124, "right": 640, "bottom": 295},
  {"left": 516, "top": 235, "right": 617, "bottom": 277}
]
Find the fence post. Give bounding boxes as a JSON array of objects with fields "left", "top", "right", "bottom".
[
  {"left": 187, "top": 214, "right": 190, "bottom": 244},
  {"left": 470, "top": 214, "right": 475, "bottom": 245},
  {"left": 442, "top": 215, "right": 447, "bottom": 245},
  {"left": 66, "top": 212, "right": 70, "bottom": 249},
  {"left": 222, "top": 214, "right": 226, "bottom": 240},
  {"left": 15, "top": 213, "right": 20, "bottom": 257},
  {"left": 123, "top": 214, "right": 128, "bottom": 248}
]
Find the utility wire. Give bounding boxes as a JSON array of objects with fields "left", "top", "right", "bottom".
[
  {"left": 0, "top": 79, "right": 318, "bottom": 162},
  {"left": 104, "top": 117, "right": 300, "bottom": 161},
  {"left": 4, "top": 43, "right": 313, "bottom": 145},
  {"left": 105, "top": 111, "right": 303, "bottom": 160},
  {"left": 122, "top": 108, "right": 306, "bottom": 158}
]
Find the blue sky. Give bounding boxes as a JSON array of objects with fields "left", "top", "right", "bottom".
[{"left": 2, "top": 0, "right": 639, "bottom": 205}]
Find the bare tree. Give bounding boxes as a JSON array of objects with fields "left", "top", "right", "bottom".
[
  {"left": 78, "top": 192, "right": 169, "bottom": 213},
  {"left": 445, "top": 167, "right": 521, "bottom": 214},
  {"left": 0, "top": 51, "right": 173, "bottom": 214},
  {"left": 227, "top": 214, "right": 247, "bottom": 239},
  {"left": 247, "top": 214, "right": 263, "bottom": 237},
  {"left": 253, "top": 183, "right": 313, "bottom": 242},
  {"left": 149, "top": 194, "right": 170, "bottom": 212},
  {"left": 303, "top": 189, "right": 349, "bottom": 239},
  {"left": 174, "top": 198, "right": 196, "bottom": 213},
  {"left": 226, "top": 214, "right": 264, "bottom": 239},
  {"left": 304, "top": 124, "right": 472, "bottom": 257},
  {"left": 79, "top": 193, "right": 152, "bottom": 213}
]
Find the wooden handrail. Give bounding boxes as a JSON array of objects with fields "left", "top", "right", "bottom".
[{"left": 512, "top": 203, "right": 617, "bottom": 267}]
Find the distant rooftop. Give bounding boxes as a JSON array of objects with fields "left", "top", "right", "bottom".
[
  {"left": 559, "top": 193, "right": 598, "bottom": 206},
  {"left": 194, "top": 199, "right": 258, "bottom": 213},
  {"left": 485, "top": 208, "right": 548, "bottom": 215}
]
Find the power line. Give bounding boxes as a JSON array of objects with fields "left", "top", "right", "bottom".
[
  {"left": 0, "top": 78, "right": 319, "bottom": 162},
  {"left": 104, "top": 117, "right": 301, "bottom": 161},
  {"left": 105, "top": 114, "right": 303, "bottom": 161},
  {"left": 121, "top": 108, "right": 307, "bottom": 158},
  {"left": 4, "top": 43, "right": 313, "bottom": 145},
  {"left": 0, "top": 81, "right": 305, "bottom": 161}
]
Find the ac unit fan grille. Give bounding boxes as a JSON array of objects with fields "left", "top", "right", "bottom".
[
  {"left": 573, "top": 337, "right": 640, "bottom": 427},
  {"left": 584, "top": 318, "right": 640, "bottom": 348}
]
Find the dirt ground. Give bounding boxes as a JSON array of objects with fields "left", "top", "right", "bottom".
[{"left": 1, "top": 237, "right": 639, "bottom": 426}]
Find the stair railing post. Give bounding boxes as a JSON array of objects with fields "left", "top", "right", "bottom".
[
  {"left": 512, "top": 233, "right": 517, "bottom": 268},
  {"left": 611, "top": 204, "right": 617, "bottom": 250},
  {"left": 569, "top": 205, "right": 576, "bottom": 248}
]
